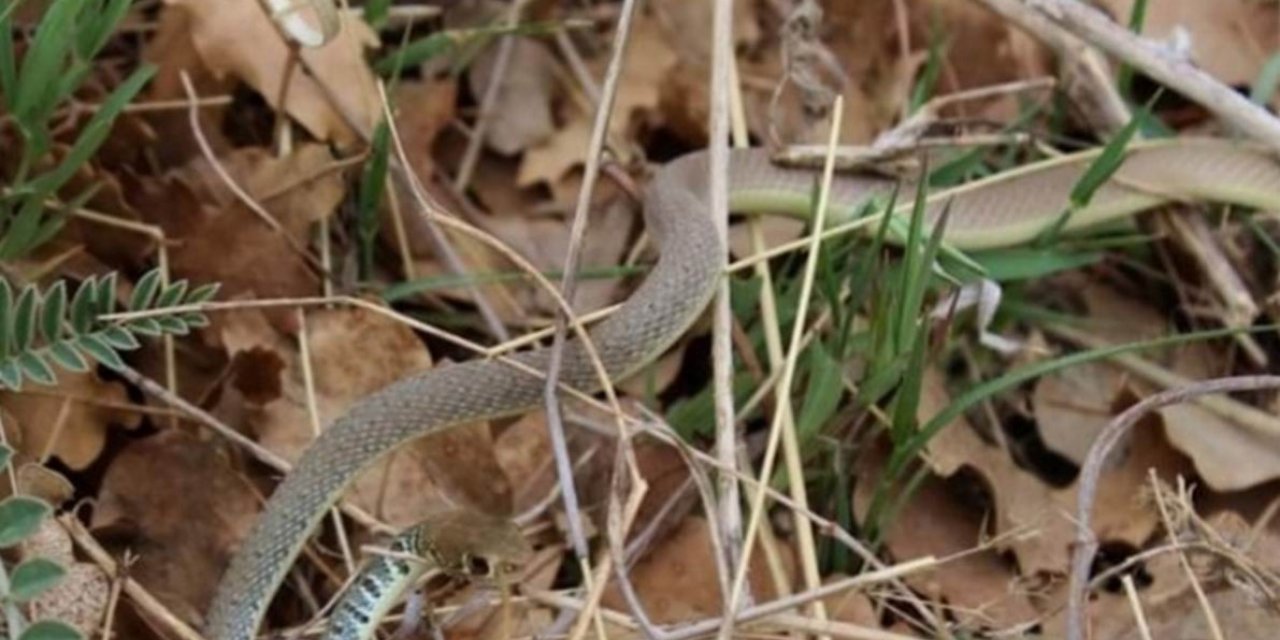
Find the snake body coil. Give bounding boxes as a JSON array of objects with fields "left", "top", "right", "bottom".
[{"left": 206, "top": 141, "right": 1280, "bottom": 639}]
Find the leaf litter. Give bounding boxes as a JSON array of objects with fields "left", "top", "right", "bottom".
[{"left": 3, "top": 0, "right": 1280, "bottom": 638}]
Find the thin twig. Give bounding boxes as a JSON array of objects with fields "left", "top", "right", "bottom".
[
  {"left": 1066, "top": 375, "right": 1280, "bottom": 640},
  {"left": 548, "top": 1, "right": 643, "bottom": 637},
  {"left": 733, "top": 43, "right": 831, "bottom": 636},
  {"left": 1120, "top": 574, "right": 1153, "bottom": 640},
  {"left": 709, "top": 0, "right": 745, "bottom": 626}
]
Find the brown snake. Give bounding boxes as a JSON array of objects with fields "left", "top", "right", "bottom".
[{"left": 205, "top": 139, "right": 1280, "bottom": 639}]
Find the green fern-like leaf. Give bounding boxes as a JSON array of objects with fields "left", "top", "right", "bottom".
[
  {"left": 128, "top": 269, "right": 161, "bottom": 311},
  {"left": 0, "top": 269, "right": 218, "bottom": 390}
]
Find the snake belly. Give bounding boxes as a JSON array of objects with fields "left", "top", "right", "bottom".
[{"left": 205, "top": 140, "right": 1280, "bottom": 639}]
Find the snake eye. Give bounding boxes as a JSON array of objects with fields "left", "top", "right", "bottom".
[{"left": 465, "top": 554, "right": 492, "bottom": 576}]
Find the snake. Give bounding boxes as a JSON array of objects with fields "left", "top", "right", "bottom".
[
  {"left": 205, "top": 138, "right": 1280, "bottom": 639},
  {"left": 322, "top": 510, "right": 529, "bottom": 640}
]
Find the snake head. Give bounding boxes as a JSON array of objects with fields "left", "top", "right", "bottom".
[{"left": 416, "top": 510, "right": 532, "bottom": 585}]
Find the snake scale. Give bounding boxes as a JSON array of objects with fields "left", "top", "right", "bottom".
[{"left": 206, "top": 139, "right": 1280, "bottom": 639}]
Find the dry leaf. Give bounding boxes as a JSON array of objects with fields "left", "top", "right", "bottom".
[
  {"left": 601, "top": 516, "right": 792, "bottom": 623},
  {"left": 518, "top": 13, "right": 677, "bottom": 186},
  {"left": 1033, "top": 282, "right": 1280, "bottom": 489},
  {"left": 651, "top": 0, "right": 761, "bottom": 64},
  {"left": 61, "top": 164, "right": 157, "bottom": 270},
  {"left": 166, "top": 0, "right": 380, "bottom": 147},
  {"left": 16, "top": 463, "right": 74, "bottom": 506},
  {"left": 469, "top": 37, "right": 559, "bottom": 155},
  {"left": 1044, "top": 511, "right": 1280, "bottom": 639},
  {"left": 221, "top": 307, "right": 514, "bottom": 521},
  {"left": 484, "top": 196, "right": 637, "bottom": 315},
  {"left": 822, "top": 581, "right": 880, "bottom": 627},
  {"left": 854, "top": 440, "right": 1040, "bottom": 629},
  {"left": 132, "top": 145, "right": 342, "bottom": 323},
  {"left": 92, "top": 429, "right": 259, "bottom": 622},
  {"left": 1161, "top": 403, "right": 1280, "bottom": 491},
  {"left": 0, "top": 371, "right": 142, "bottom": 470},
  {"left": 923, "top": 369, "right": 1193, "bottom": 577},
  {"left": 392, "top": 77, "right": 459, "bottom": 208},
  {"left": 142, "top": 5, "right": 234, "bottom": 166}
]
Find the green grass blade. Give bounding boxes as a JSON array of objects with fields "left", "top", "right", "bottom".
[
  {"left": 890, "top": 323, "right": 1280, "bottom": 476},
  {"left": 76, "top": 0, "right": 131, "bottom": 60},
  {"left": 1115, "top": 0, "right": 1150, "bottom": 98},
  {"left": 357, "top": 121, "right": 392, "bottom": 279},
  {"left": 363, "top": 0, "right": 392, "bottom": 29},
  {"left": 0, "top": 8, "right": 17, "bottom": 110},
  {"left": 11, "top": 0, "right": 79, "bottom": 124},
  {"left": 1035, "top": 106, "right": 1145, "bottom": 246},
  {"left": 1252, "top": 53, "right": 1280, "bottom": 106},
  {"left": 27, "top": 64, "right": 156, "bottom": 197}
]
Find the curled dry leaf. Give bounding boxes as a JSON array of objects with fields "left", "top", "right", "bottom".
[
  {"left": 16, "top": 463, "right": 75, "bottom": 506},
  {"left": 1034, "top": 282, "right": 1280, "bottom": 489},
  {"left": 0, "top": 370, "right": 142, "bottom": 471},
  {"left": 853, "top": 439, "right": 1040, "bottom": 630},
  {"left": 221, "top": 307, "right": 514, "bottom": 521},
  {"left": 166, "top": 0, "right": 380, "bottom": 147},
  {"left": 922, "top": 369, "right": 1193, "bottom": 578},
  {"left": 1160, "top": 402, "right": 1280, "bottom": 491},
  {"left": 93, "top": 429, "right": 259, "bottom": 623}
]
